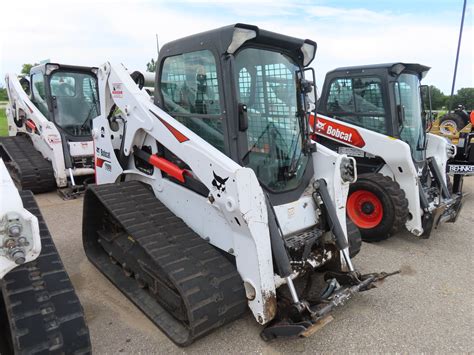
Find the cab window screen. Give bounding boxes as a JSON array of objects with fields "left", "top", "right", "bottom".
[
  {"left": 49, "top": 71, "right": 99, "bottom": 137},
  {"left": 31, "top": 74, "right": 50, "bottom": 119},
  {"left": 160, "top": 50, "right": 225, "bottom": 152},
  {"left": 50, "top": 76, "right": 76, "bottom": 97},
  {"left": 161, "top": 50, "right": 221, "bottom": 115},
  {"left": 326, "top": 77, "right": 387, "bottom": 134}
]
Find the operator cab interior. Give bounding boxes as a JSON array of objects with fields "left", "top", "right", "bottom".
[{"left": 28, "top": 63, "right": 99, "bottom": 138}]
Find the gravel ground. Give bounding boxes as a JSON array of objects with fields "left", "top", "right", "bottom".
[{"left": 35, "top": 178, "right": 474, "bottom": 354}]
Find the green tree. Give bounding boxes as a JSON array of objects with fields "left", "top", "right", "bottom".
[
  {"left": 21, "top": 63, "right": 38, "bottom": 75},
  {"left": 451, "top": 87, "right": 474, "bottom": 110},
  {"left": 426, "top": 85, "right": 448, "bottom": 110},
  {"left": 0, "top": 88, "right": 8, "bottom": 101},
  {"left": 146, "top": 58, "right": 156, "bottom": 73}
]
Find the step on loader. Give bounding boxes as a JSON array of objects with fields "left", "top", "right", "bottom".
[
  {"left": 1, "top": 64, "right": 99, "bottom": 199},
  {"left": 0, "top": 159, "right": 91, "bottom": 354},
  {"left": 315, "top": 63, "right": 464, "bottom": 242},
  {"left": 82, "top": 24, "right": 396, "bottom": 346}
]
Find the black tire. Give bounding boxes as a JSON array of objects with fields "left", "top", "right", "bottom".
[
  {"left": 347, "top": 173, "right": 408, "bottom": 242},
  {"left": 439, "top": 113, "right": 468, "bottom": 135},
  {"left": 347, "top": 219, "right": 362, "bottom": 258}
]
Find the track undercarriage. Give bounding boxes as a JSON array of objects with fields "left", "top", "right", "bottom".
[
  {"left": 0, "top": 191, "right": 91, "bottom": 354},
  {"left": 83, "top": 181, "right": 396, "bottom": 345}
]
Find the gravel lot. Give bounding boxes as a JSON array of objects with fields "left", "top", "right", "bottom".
[{"left": 36, "top": 178, "right": 474, "bottom": 354}]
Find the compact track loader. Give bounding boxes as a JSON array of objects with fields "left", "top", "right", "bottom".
[
  {"left": 0, "top": 159, "right": 91, "bottom": 354},
  {"left": 315, "top": 63, "right": 463, "bottom": 241},
  {"left": 82, "top": 24, "right": 395, "bottom": 346},
  {"left": 1, "top": 63, "right": 99, "bottom": 198}
]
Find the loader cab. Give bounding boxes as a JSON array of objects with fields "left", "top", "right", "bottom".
[
  {"left": 28, "top": 63, "right": 99, "bottom": 140},
  {"left": 155, "top": 24, "right": 317, "bottom": 204},
  {"left": 318, "top": 63, "right": 430, "bottom": 163}
]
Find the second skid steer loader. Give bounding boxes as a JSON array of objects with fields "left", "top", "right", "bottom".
[
  {"left": 82, "top": 24, "right": 395, "bottom": 346},
  {"left": 1, "top": 63, "right": 99, "bottom": 198},
  {"left": 315, "top": 63, "right": 463, "bottom": 241}
]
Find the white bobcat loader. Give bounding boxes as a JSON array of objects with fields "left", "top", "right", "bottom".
[
  {"left": 314, "top": 63, "right": 463, "bottom": 241},
  {"left": 1, "top": 64, "right": 99, "bottom": 198},
  {"left": 0, "top": 159, "right": 91, "bottom": 353},
  {"left": 82, "top": 24, "right": 396, "bottom": 346}
]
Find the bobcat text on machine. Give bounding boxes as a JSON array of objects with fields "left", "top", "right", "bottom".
[
  {"left": 1, "top": 63, "right": 99, "bottom": 198},
  {"left": 315, "top": 63, "right": 463, "bottom": 242},
  {"left": 0, "top": 159, "right": 91, "bottom": 354},
  {"left": 82, "top": 24, "right": 396, "bottom": 346}
]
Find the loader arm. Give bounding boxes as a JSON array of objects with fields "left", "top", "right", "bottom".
[
  {"left": 94, "top": 62, "right": 278, "bottom": 324},
  {"left": 0, "top": 159, "right": 41, "bottom": 278},
  {"left": 4, "top": 73, "right": 68, "bottom": 187},
  {"left": 314, "top": 113, "right": 426, "bottom": 235}
]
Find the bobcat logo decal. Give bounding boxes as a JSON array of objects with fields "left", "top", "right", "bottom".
[
  {"left": 212, "top": 171, "right": 229, "bottom": 197},
  {"left": 316, "top": 121, "right": 326, "bottom": 130}
]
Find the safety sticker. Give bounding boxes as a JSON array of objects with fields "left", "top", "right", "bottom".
[
  {"left": 112, "top": 83, "right": 123, "bottom": 98},
  {"left": 47, "top": 134, "right": 61, "bottom": 144}
]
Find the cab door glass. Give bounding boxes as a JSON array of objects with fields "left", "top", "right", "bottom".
[
  {"left": 49, "top": 71, "right": 99, "bottom": 136},
  {"left": 326, "top": 77, "right": 387, "bottom": 134},
  {"left": 31, "top": 74, "right": 51, "bottom": 119},
  {"left": 234, "top": 47, "right": 308, "bottom": 193},
  {"left": 160, "top": 50, "right": 224, "bottom": 152}
]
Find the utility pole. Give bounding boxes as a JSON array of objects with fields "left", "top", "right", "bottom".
[
  {"left": 156, "top": 34, "right": 160, "bottom": 56},
  {"left": 448, "top": 0, "right": 467, "bottom": 112}
]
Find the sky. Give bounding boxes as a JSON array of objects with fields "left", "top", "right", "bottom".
[{"left": 0, "top": 0, "right": 472, "bottom": 93}]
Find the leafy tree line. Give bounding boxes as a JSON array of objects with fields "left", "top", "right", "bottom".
[
  {"left": 0, "top": 88, "right": 7, "bottom": 101},
  {"left": 425, "top": 85, "right": 474, "bottom": 110}
]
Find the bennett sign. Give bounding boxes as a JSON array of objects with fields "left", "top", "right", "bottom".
[{"left": 313, "top": 115, "right": 366, "bottom": 148}]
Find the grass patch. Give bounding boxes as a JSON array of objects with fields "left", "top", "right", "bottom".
[{"left": 0, "top": 109, "right": 7, "bottom": 136}]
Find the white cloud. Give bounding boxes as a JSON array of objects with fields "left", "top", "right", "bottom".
[{"left": 0, "top": 0, "right": 472, "bottom": 93}]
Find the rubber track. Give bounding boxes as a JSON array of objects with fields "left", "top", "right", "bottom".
[
  {"left": 360, "top": 173, "right": 409, "bottom": 235},
  {"left": 82, "top": 181, "right": 247, "bottom": 346},
  {"left": 0, "top": 136, "right": 56, "bottom": 193},
  {"left": 1, "top": 191, "right": 91, "bottom": 354}
]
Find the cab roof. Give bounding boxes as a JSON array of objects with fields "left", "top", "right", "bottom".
[
  {"left": 327, "top": 62, "right": 431, "bottom": 79},
  {"left": 159, "top": 23, "right": 317, "bottom": 67},
  {"left": 29, "top": 63, "right": 98, "bottom": 76}
]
